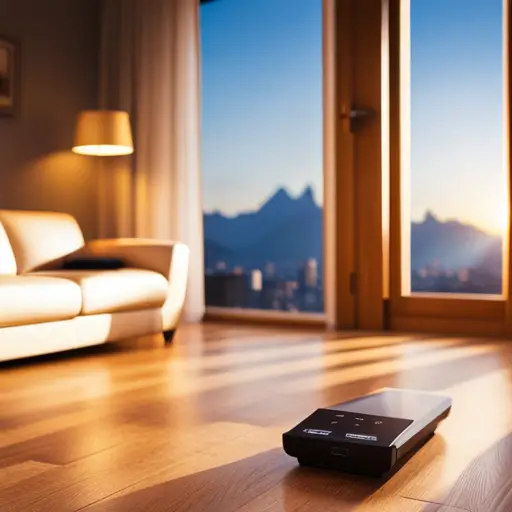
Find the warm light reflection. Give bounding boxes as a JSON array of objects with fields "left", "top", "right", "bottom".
[
  {"left": 396, "top": 371, "right": 512, "bottom": 504},
  {"left": 166, "top": 338, "right": 479, "bottom": 397},
  {"left": 491, "top": 201, "right": 509, "bottom": 235},
  {"left": 281, "top": 343, "right": 500, "bottom": 395},
  {"left": 72, "top": 144, "right": 134, "bottom": 156}
]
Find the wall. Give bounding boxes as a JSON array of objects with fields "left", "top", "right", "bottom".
[{"left": 0, "top": 0, "right": 100, "bottom": 240}]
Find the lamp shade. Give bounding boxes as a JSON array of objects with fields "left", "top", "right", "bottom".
[{"left": 72, "top": 110, "right": 134, "bottom": 156}]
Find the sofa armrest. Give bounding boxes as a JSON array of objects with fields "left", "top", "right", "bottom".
[
  {"left": 77, "top": 238, "right": 188, "bottom": 279},
  {"left": 75, "top": 238, "right": 190, "bottom": 330}
]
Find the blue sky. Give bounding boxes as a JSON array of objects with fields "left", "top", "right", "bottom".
[
  {"left": 201, "top": 0, "right": 506, "bottom": 233},
  {"left": 200, "top": 0, "right": 323, "bottom": 215},
  {"left": 409, "top": 0, "right": 505, "bottom": 233}
]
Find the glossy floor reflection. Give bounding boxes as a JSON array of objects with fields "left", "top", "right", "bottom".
[{"left": 0, "top": 323, "right": 510, "bottom": 511}]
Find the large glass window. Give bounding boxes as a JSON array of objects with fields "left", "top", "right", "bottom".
[
  {"left": 401, "top": 0, "right": 507, "bottom": 295},
  {"left": 200, "top": 0, "right": 324, "bottom": 312}
]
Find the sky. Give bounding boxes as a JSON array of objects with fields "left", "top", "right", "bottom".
[
  {"left": 409, "top": 0, "right": 506, "bottom": 234},
  {"left": 200, "top": 0, "right": 323, "bottom": 215},
  {"left": 201, "top": 0, "right": 506, "bottom": 234}
]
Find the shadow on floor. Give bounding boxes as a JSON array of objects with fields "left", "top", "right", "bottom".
[
  {"left": 85, "top": 434, "right": 447, "bottom": 511},
  {"left": 82, "top": 447, "right": 377, "bottom": 511}
]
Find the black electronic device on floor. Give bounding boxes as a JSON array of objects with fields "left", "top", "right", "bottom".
[{"left": 283, "top": 388, "right": 451, "bottom": 477}]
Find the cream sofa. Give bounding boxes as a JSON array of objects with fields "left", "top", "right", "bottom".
[{"left": 0, "top": 210, "right": 189, "bottom": 362}]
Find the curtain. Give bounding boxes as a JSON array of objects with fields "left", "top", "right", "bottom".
[{"left": 99, "top": 0, "right": 205, "bottom": 323}]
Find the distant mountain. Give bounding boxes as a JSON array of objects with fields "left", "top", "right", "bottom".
[
  {"left": 204, "top": 238, "right": 235, "bottom": 267},
  {"left": 204, "top": 187, "right": 502, "bottom": 276},
  {"left": 236, "top": 208, "right": 322, "bottom": 270},
  {"left": 411, "top": 211, "right": 502, "bottom": 274},
  {"left": 204, "top": 184, "right": 319, "bottom": 250}
]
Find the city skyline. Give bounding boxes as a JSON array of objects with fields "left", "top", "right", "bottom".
[
  {"left": 204, "top": 181, "right": 503, "bottom": 303},
  {"left": 201, "top": 0, "right": 507, "bottom": 235}
]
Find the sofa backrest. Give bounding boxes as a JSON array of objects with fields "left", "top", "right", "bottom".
[
  {"left": 0, "top": 223, "right": 17, "bottom": 275},
  {"left": 0, "top": 210, "right": 85, "bottom": 274}
]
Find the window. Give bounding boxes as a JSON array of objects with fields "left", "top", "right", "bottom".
[
  {"left": 400, "top": 0, "right": 507, "bottom": 296},
  {"left": 200, "top": 0, "right": 324, "bottom": 313}
]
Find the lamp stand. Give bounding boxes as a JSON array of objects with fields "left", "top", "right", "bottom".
[{"left": 97, "top": 157, "right": 108, "bottom": 238}]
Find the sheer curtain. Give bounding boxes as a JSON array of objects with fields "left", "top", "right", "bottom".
[{"left": 99, "top": 0, "right": 204, "bottom": 323}]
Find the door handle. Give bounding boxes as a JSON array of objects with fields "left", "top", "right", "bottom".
[{"left": 341, "top": 107, "right": 376, "bottom": 133}]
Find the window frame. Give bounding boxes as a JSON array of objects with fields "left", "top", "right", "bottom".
[{"left": 200, "top": 0, "right": 340, "bottom": 326}]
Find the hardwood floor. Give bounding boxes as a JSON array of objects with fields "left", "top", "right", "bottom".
[{"left": 0, "top": 323, "right": 511, "bottom": 511}]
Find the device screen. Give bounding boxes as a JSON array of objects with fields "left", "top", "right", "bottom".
[{"left": 330, "top": 388, "right": 450, "bottom": 422}]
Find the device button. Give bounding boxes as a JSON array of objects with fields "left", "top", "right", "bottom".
[
  {"left": 335, "top": 414, "right": 345, "bottom": 418},
  {"left": 374, "top": 421, "right": 383, "bottom": 425},
  {"left": 355, "top": 417, "right": 364, "bottom": 421},
  {"left": 331, "top": 421, "right": 338, "bottom": 425},
  {"left": 354, "top": 423, "right": 360, "bottom": 427}
]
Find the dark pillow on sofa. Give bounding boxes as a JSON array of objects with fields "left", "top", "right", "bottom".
[{"left": 62, "top": 257, "right": 126, "bottom": 270}]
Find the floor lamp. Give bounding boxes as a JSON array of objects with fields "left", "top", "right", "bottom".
[{"left": 71, "top": 110, "right": 134, "bottom": 238}]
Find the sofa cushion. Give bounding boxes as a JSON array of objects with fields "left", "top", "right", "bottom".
[
  {"left": 0, "top": 276, "right": 82, "bottom": 328},
  {"left": 30, "top": 269, "right": 169, "bottom": 315},
  {"left": 0, "top": 210, "right": 85, "bottom": 274},
  {"left": 0, "top": 223, "right": 16, "bottom": 275}
]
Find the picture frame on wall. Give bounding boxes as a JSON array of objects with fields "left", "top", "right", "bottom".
[{"left": 0, "top": 35, "right": 19, "bottom": 117}]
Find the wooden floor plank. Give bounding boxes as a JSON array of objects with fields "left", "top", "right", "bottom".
[
  {"left": 0, "top": 323, "right": 510, "bottom": 511},
  {"left": 0, "top": 422, "right": 261, "bottom": 511},
  {"left": 0, "top": 461, "right": 58, "bottom": 490}
]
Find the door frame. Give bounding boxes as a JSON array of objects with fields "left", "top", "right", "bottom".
[{"left": 326, "top": 0, "right": 387, "bottom": 331}]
